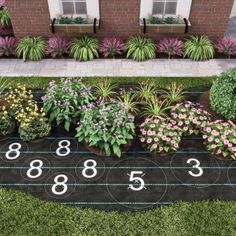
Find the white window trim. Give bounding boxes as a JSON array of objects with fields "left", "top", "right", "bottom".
[
  {"left": 140, "top": 0, "right": 192, "bottom": 19},
  {"left": 47, "top": 0, "right": 100, "bottom": 19}
]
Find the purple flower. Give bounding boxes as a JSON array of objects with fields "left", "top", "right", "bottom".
[{"left": 158, "top": 38, "right": 183, "bottom": 58}]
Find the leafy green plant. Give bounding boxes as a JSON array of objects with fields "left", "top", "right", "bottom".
[
  {"left": 56, "top": 16, "right": 91, "bottom": 24},
  {"left": 202, "top": 120, "right": 236, "bottom": 160},
  {"left": 0, "top": 107, "right": 15, "bottom": 136},
  {"left": 126, "top": 36, "right": 156, "bottom": 61},
  {"left": 135, "top": 81, "right": 157, "bottom": 103},
  {"left": 184, "top": 36, "right": 214, "bottom": 61},
  {"left": 0, "top": 8, "right": 11, "bottom": 27},
  {"left": 159, "top": 82, "right": 186, "bottom": 105},
  {"left": 42, "top": 78, "right": 94, "bottom": 131},
  {"left": 19, "top": 116, "right": 51, "bottom": 142},
  {"left": 94, "top": 79, "right": 117, "bottom": 101},
  {"left": 76, "top": 101, "right": 135, "bottom": 157},
  {"left": 16, "top": 37, "right": 46, "bottom": 61},
  {"left": 210, "top": 68, "right": 236, "bottom": 120},
  {"left": 117, "top": 89, "right": 139, "bottom": 115},
  {"left": 141, "top": 98, "right": 172, "bottom": 118},
  {"left": 70, "top": 36, "right": 99, "bottom": 61},
  {"left": 140, "top": 116, "right": 182, "bottom": 154}
]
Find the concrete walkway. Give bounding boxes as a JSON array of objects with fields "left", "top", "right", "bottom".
[{"left": 0, "top": 59, "right": 236, "bottom": 77}]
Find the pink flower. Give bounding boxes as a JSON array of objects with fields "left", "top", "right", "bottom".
[
  {"left": 140, "top": 138, "right": 145, "bottom": 143},
  {"left": 224, "top": 140, "right": 229, "bottom": 145},
  {"left": 152, "top": 144, "right": 157, "bottom": 149},
  {"left": 142, "top": 130, "right": 147, "bottom": 135},
  {"left": 147, "top": 138, "right": 152, "bottom": 144}
]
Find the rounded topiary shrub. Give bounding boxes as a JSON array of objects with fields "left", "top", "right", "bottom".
[{"left": 210, "top": 68, "right": 236, "bottom": 120}]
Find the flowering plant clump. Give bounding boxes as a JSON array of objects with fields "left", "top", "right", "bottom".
[
  {"left": 42, "top": 78, "right": 94, "bottom": 131},
  {"left": 140, "top": 116, "right": 182, "bottom": 154},
  {"left": 0, "top": 36, "right": 17, "bottom": 57},
  {"left": 76, "top": 101, "right": 135, "bottom": 157},
  {"left": 47, "top": 37, "right": 70, "bottom": 58},
  {"left": 215, "top": 37, "right": 236, "bottom": 58},
  {"left": 6, "top": 85, "right": 51, "bottom": 141},
  {"left": 0, "top": 105, "right": 15, "bottom": 136},
  {"left": 100, "top": 37, "right": 126, "bottom": 58},
  {"left": 202, "top": 120, "right": 236, "bottom": 160},
  {"left": 170, "top": 101, "right": 211, "bottom": 135}
]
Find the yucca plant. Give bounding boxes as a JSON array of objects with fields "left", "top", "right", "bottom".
[
  {"left": 135, "top": 81, "right": 157, "bottom": 103},
  {"left": 0, "top": 36, "right": 17, "bottom": 57},
  {"left": 94, "top": 79, "right": 117, "bottom": 101},
  {"left": 16, "top": 37, "right": 46, "bottom": 61},
  {"left": 159, "top": 82, "right": 186, "bottom": 105},
  {"left": 126, "top": 36, "right": 156, "bottom": 61},
  {"left": 117, "top": 90, "right": 139, "bottom": 115},
  {"left": 70, "top": 36, "right": 99, "bottom": 61},
  {"left": 141, "top": 98, "right": 172, "bottom": 119},
  {"left": 184, "top": 36, "right": 214, "bottom": 61},
  {"left": 0, "top": 8, "right": 11, "bottom": 27}
]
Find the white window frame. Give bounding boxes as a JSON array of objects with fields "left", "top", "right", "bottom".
[
  {"left": 47, "top": 0, "right": 100, "bottom": 19},
  {"left": 140, "top": 0, "right": 192, "bottom": 20},
  {"left": 152, "top": 0, "right": 178, "bottom": 17},
  {"left": 60, "top": 0, "right": 87, "bottom": 17}
]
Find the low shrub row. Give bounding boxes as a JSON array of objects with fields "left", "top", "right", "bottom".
[
  {"left": 0, "top": 35, "right": 236, "bottom": 61},
  {"left": 0, "top": 71, "right": 235, "bottom": 159}
]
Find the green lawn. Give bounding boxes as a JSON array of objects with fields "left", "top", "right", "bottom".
[
  {"left": 1, "top": 76, "right": 216, "bottom": 89},
  {"left": 0, "top": 188, "right": 235, "bottom": 236}
]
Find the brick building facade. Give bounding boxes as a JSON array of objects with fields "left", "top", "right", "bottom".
[{"left": 6, "top": 0, "right": 235, "bottom": 39}]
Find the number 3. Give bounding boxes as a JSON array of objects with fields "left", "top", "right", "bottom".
[
  {"left": 187, "top": 159, "right": 203, "bottom": 177},
  {"left": 128, "top": 171, "right": 145, "bottom": 191}
]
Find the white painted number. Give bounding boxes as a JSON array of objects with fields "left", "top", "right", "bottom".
[
  {"left": 56, "top": 140, "right": 71, "bottom": 157},
  {"left": 5, "top": 143, "right": 22, "bottom": 160},
  {"left": 187, "top": 158, "right": 203, "bottom": 177},
  {"left": 128, "top": 171, "right": 145, "bottom": 191},
  {"left": 27, "top": 160, "right": 43, "bottom": 179},
  {"left": 52, "top": 175, "right": 68, "bottom": 195},
  {"left": 82, "top": 160, "right": 97, "bottom": 179}
]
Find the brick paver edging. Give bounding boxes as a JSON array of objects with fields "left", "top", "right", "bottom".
[{"left": 0, "top": 59, "right": 236, "bottom": 77}]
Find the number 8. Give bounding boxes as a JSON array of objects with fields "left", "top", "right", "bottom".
[
  {"left": 52, "top": 175, "right": 68, "bottom": 195},
  {"left": 56, "top": 140, "right": 71, "bottom": 157},
  {"left": 5, "top": 143, "right": 22, "bottom": 160},
  {"left": 27, "top": 160, "right": 43, "bottom": 179}
]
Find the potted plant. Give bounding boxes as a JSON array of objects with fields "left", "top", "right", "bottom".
[
  {"left": 42, "top": 78, "right": 94, "bottom": 131},
  {"left": 170, "top": 101, "right": 211, "bottom": 136},
  {"left": 76, "top": 101, "right": 135, "bottom": 157},
  {"left": 202, "top": 120, "right": 236, "bottom": 161},
  {"left": 51, "top": 16, "right": 99, "bottom": 34},
  {"left": 0, "top": 105, "right": 15, "bottom": 140},
  {"left": 140, "top": 116, "right": 182, "bottom": 155},
  {"left": 140, "top": 16, "right": 190, "bottom": 34}
]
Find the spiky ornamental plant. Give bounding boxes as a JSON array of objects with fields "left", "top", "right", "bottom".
[
  {"left": 184, "top": 36, "right": 214, "bottom": 61},
  {"left": 16, "top": 37, "right": 46, "bottom": 61},
  {"left": 126, "top": 36, "right": 156, "bottom": 61},
  {"left": 70, "top": 36, "right": 99, "bottom": 61},
  {"left": 0, "top": 36, "right": 17, "bottom": 57},
  {"left": 0, "top": 7, "right": 11, "bottom": 27},
  {"left": 215, "top": 37, "right": 236, "bottom": 58},
  {"left": 158, "top": 38, "right": 184, "bottom": 59},
  {"left": 100, "top": 37, "right": 126, "bottom": 58},
  {"left": 47, "top": 37, "right": 70, "bottom": 58}
]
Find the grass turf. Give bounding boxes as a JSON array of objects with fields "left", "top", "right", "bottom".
[
  {"left": 0, "top": 76, "right": 216, "bottom": 89},
  {"left": 0, "top": 188, "right": 235, "bottom": 236}
]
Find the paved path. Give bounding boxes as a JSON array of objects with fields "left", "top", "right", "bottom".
[{"left": 0, "top": 59, "right": 236, "bottom": 77}]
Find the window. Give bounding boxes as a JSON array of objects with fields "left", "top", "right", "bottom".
[
  {"left": 61, "top": 0, "right": 87, "bottom": 15},
  {"left": 152, "top": 0, "right": 178, "bottom": 15}
]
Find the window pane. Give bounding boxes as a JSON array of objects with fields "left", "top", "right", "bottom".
[
  {"left": 75, "top": 2, "right": 87, "bottom": 14},
  {"left": 153, "top": 2, "right": 165, "bottom": 15},
  {"left": 165, "top": 2, "right": 177, "bottom": 15},
  {"left": 62, "top": 2, "right": 75, "bottom": 14}
]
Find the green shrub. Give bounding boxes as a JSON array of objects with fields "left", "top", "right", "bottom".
[
  {"left": 184, "top": 36, "right": 214, "bottom": 61},
  {"left": 210, "top": 68, "right": 236, "bottom": 120},
  {"left": 70, "top": 36, "right": 99, "bottom": 61},
  {"left": 126, "top": 36, "right": 156, "bottom": 61},
  {"left": 0, "top": 108, "right": 15, "bottom": 136},
  {"left": 0, "top": 8, "right": 11, "bottom": 27},
  {"left": 16, "top": 37, "right": 46, "bottom": 61}
]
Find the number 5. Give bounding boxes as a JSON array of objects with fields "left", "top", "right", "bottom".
[
  {"left": 187, "top": 158, "right": 203, "bottom": 177},
  {"left": 128, "top": 171, "right": 145, "bottom": 191}
]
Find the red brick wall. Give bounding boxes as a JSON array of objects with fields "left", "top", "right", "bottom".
[{"left": 6, "top": 0, "right": 234, "bottom": 39}]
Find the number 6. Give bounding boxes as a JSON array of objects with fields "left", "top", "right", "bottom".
[{"left": 187, "top": 158, "right": 203, "bottom": 177}]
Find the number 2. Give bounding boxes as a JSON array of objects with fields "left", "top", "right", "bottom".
[
  {"left": 187, "top": 159, "right": 203, "bottom": 177},
  {"left": 128, "top": 171, "right": 145, "bottom": 191}
]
